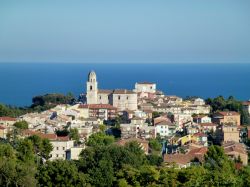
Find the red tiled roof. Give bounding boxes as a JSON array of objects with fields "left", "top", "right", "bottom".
[
  {"left": 199, "top": 123, "right": 217, "bottom": 127},
  {"left": 0, "top": 125, "right": 6, "bottom": 130},
  {"left": 164, "top": 147, "right": 207, "bottom": 165},
  {"left": 113, "top": 89, "right": 135, "bottom": 94},
  {"left": 22, "top": 129, "right": 70, "bottom": 141},
  {"left": 98, "top": 89, "right": 113, "bottom": 94},
  {"left": 242, "top": 101, "right": 250, "bottom": 106},
  {"left": 79, "top": 104, "right": 117, "bottom": 110},
  {"left": 0, "top": 117, "right": 16, "bottom": 121},
  {"left": 216, "top": 111, "right": 240, "bottom": 116},
  {"left": 193, "top": 115, "right": 207, "bottom": 119}
]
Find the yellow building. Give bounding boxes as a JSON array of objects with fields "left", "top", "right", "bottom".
[{"left": 212, "top": 111, "right": 241, "bottom": 126}]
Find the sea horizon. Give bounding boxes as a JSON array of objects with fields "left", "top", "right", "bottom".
[{"left": 0, "top": 62, "right": 249, "bottom": 107}]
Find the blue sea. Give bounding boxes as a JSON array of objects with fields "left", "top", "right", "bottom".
[{"left": 0, "top": 63, "right": 249, "bottom": 107}]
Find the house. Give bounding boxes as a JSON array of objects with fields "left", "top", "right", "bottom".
[
  {"left": 116, "top": 138, "right": 149, "bottom": 154},
  {"left": 155, "top": 121, "right": 176, "bottom": 137},
  {"left": 131, "top": 117, "right": 145, "bottom": 125},
  {"left": 22, "top": 130, "right": 75, "bottom": 160},
  {"left": 0, "top": 126, "right": 7, "bottom": 139},
  {"left": 192, "top": 98, "right": 205, "bottom": 106},
  {"left": 120, "top": 124, "right": 138, "bottom": 139},
  {"left": 193, "top": 115, "right": 211, "bottom": 124},
  {"left": 78, "top": 104, "right": 117, "bottom": 120},
  {"left": 223, "top": 142, "right": 248, "bottom": 165},
  {"left": 66, "top": 147, "right": 85, "bottom": 160},
  {"left": 164, "top": 147, "right": 207, "bottom": 168},
  {"left": 215, "top": 124, "right": 240, "bottom": 144},
  {"left": 199, "top": 123, "right": 217, "bottom": 133},
  {"left": 134, "top": 82, "right": 156, "bottom": 94},
  {"left": 212, "top": 111, "right": 241, "bottom": 126},
  {"left": 193, "top": 133, "right": 208, "bottom": 146},
  {"left": 0, "top": 117, "right": 16, "bottom": 131}
]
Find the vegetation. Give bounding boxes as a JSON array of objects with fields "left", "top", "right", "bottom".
[
  {"left": 13, "top": 121, "right": 29, "bottom": 129},
  {"left": 206, "top": 95, "right": 250, "bottom": 125},
  {"left": 1, "top": 133, "right": 250, "bottom": 186},
  {"left": 0, "top": 93, "right": 75, "bottom": 118}
]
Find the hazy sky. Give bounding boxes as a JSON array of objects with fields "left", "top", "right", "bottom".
[{"left": 0, "top": 0, "right": 250, "bottom": 63}]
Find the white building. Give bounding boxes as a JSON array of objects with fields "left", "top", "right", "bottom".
[
  {"left": 193, "top": 98, "right": 205, "bottom": 106},
  {"left": 193, "top": 115, "right": 211, "bottom": 124},
  {"left": 134, "top": 82, "right": 156, "bottom": 93},
  {"left": 66, "top": 147, "right": 85, "bottom": 160},
  {"left": 155, "top": 121, "right": 176, "bottom": 137},
  {"left": 50, "top": 136, "right": 74, "bottom": 160},
  {"left": 85, "top": 71, "right": 137, "bottom": 111}
]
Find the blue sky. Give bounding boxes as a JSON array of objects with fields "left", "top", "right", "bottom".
[{"left": 0, "top": 0, "right": 250, "bottom": 63}]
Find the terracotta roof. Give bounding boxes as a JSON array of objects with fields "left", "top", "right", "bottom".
[
  {"left": 79, "top": 104, "right": 117, "bottom": 110},
  {"left": 199, "top": 123, "right": 217, "bottom": 127},
  {"left": 0, "top": 125, "right": 6, "bottom": 130},
  {"left": 164, "top": 147, "right": 207, "bottom": 165},
  {"left": 242, "top": 101, "right": 250, "bottom": 106},
  {"left": 193, "top": 115, "right": 208, "bottom": 119},
  {"left": 22, "top": 129, "right": 70, "bottom": 141},
  {"left": 113, "top": 89, "right": 135, "bottom": 94},
  {"left": 98, "top": 89, "right": 113, "bottom": 94},
  {"left": 0, "top": 117, "right": 16, "bottom": 121},
  {"left": 216, "top": 111, "right": 240, "bottom": 116}
]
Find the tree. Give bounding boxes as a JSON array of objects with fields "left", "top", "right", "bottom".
[
  {"left": 27, "top": 135, "right": 53, "bottom": 160},
  {"left": 86, "top": 132, "right": 115, "bottom": 147},
  {"left": 13, "top": 120, "right": 28, "bottom": 129},
  {"left": 149, "top": 138, "right": 162, "bottom": 152},
  {"left": 37, "top": 160, "right": 89, "bottom": 187},
  {"left": 69, "top": 128, "right": 80, "bottom": 144},
  {"left": 16, "top": 139, "right": 35, "bottom": 162}
]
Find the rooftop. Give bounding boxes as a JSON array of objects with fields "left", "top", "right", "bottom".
[{"left": 0, "top": 117, "right": 17, "bottom": 121}]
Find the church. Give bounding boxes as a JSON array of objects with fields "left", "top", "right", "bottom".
[{"left": 85, "top": 71, "right": 138, "bottom": 111}]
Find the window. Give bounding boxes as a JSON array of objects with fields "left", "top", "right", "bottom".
[
  {"left": 56, "top": 147, "right": 59, "bottom": 150},
  {"left": 99, "top": 96, "right": 101, "bottom": 99},
  {"left": 56, "top": 154, "right": 59, "bottom": 157},
  {"left": 63, "top": 147, "right": 65, "bottom": 150},
  {"left": 118, "top": 95, "right": 121, "bottom": 100},
  {"left": 127, "top": 96, "right": 129, "bottom": 100},
  {"left": 90, "top": 86, "right": 93, "bottom": 90},
  {"left": 161, "top": 126, "right": 163, "bottom": 128},
  {"left": 62, "top": 154, "right": 65, "bottom": 157}
]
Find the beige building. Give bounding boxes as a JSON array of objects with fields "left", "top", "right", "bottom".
[
  {"left": 223, "top": 142, "right": 248, "bottom": 166},
  {"left": 223, "top": 125, "right": 240, "bottom": 143},
  {"left": 85, "top": 71, "right": 137, "bottom": 111},
  {"left": 0, "top": 126, "right": 7, "bottom": 139},
  {"left": 134, "top": 82, "right": 156, "bottom": 93},
  {"left": 213, "top": 111, "right": 241, "bottom": 126},
  {"left": 0, "top": 117, "right": 16, "bottom": 131},
  {"left": 215, "top": 124, "right": 240, "bottom": 144}
]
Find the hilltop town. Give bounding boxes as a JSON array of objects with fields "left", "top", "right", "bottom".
[
  {"left": 1, "top": 71, "right": 250, "bottom": 185},
  {"left": 1, "top": 71, "right": 249, "bottom": 165}
]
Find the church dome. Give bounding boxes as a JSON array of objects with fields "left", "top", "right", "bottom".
[{"left": 88, "top": 71, "right": 97, "bottom": 82}]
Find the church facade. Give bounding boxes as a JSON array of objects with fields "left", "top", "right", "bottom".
[{"left": 85, "top": 71, "right": 137, "bottom": 111}]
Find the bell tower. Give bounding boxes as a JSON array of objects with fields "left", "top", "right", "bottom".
[{"left": 86, "top": 71, "right": 98, "bottom": 104}]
